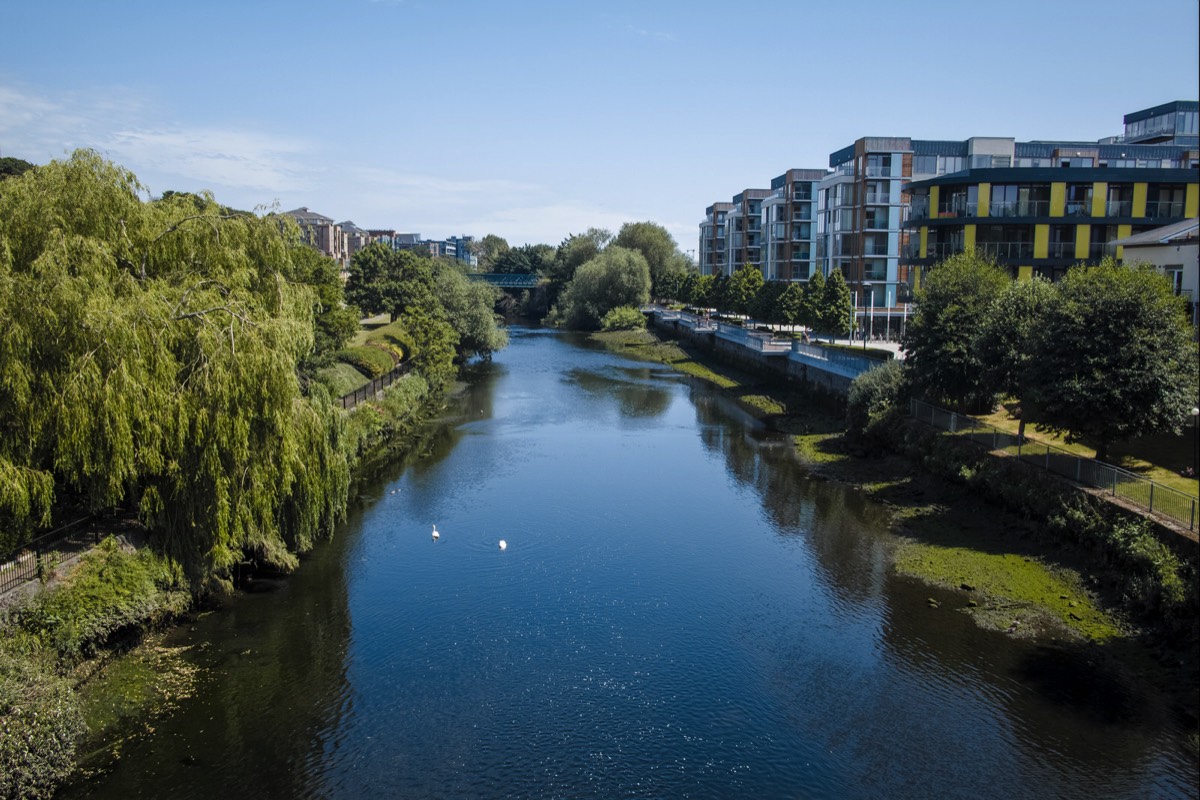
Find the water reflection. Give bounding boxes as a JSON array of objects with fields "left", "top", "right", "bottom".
[{"left": 65, "top": 327, "right": 1195, "bottom": 800}]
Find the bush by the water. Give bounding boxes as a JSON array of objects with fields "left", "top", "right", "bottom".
[
  {"left": 600, "top": 306, "right": 646, "bottom": 331},
  {"left": 846, "top": 361, "right": 906, "bottom": 448}
]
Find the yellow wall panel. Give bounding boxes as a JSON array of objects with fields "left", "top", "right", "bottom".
[
  {"left": 1050, "top": 183, "right": 1066, "bottom": 217},
  {"left": 964, "top": 224, "right": 976, "bottom": 251},
  {"left": 1074, "top": 225, "right": 1090, "bottom": 260},
  {"left": 919, "top": 227, "right": 928, "bottom": 258},
  {"left": 1091, "top": 182, "right": 1107, "bottom": 217},
  {"left": 1034, "top": 224, "right": 1049, "bottom": 258},
  {"left": 1017, "top": 266, "right": 1033, "bottom": 281},
  {"left": 1116, "top": 224, "right": 1132, "bottom": 261},
  {"left": 1186, "top": 184, "right": 1199, "bottom": 218},
  {"left": 930, "top": 186, "right": 940, "bottom": 218},
  {"left": 1132, "top": 183, "right": 1147, "bottom": 218},
  {"left": 977, "top": 184, "right": 991, "bottom": 218}
]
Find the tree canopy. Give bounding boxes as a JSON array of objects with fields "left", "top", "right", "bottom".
[
  {"left": 1022, "top": 261, "right": 1197, "bottom": 460},
  {"left": 819, "top": 269, "right": 854, "bottom": 338},
  {"left": 613, "top": 221, "right": 688, "bottom": 299},
  {"left": 0, "top": 150, "right": 349, "bottom": 579},
  {"left": 902, "top": 252, "right": 1008, "bottom": 411},
  {"left": 553, "top": 246, "right": 651, "bottom": 330}
]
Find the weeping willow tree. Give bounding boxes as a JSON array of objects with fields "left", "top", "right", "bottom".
[{"left": 0, "top": 150, "right": 349, "bottom": 583}]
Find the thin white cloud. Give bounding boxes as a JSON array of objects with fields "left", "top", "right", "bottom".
[
  {"left": 0, "top": 81, "right": 317, "bottom": 199},
  {"left": 105, "top": 127, "right": 315, "bottom": 194},
  {"left": 626, "top": 24, "right": 676, "bottom": 42}
]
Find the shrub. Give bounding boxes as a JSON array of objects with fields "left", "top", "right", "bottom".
[
  {"left": 335, "top": 345, "right": 396, "bottom": 378},
  {"left": 0, "top": 646, "right": 85, "bottom": 800},
  {"left": 846, "top": 361, "right": 906, "bottom": 446},
  {"left": 600, "top": 306, "right": 647, "bottom": 332},
  {"left": 363, "top": 320, "right": 413, "bottom": 362},
  {"left": 314, "top": 363, "right": 371, "bottom": 398}
]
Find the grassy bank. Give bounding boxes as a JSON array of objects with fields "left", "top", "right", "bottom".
[{"left": 603, "top": 326, "right": 1195, "bottom": 657}]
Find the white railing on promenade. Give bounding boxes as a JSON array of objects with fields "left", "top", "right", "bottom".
[{"left": 909, "top": 399, "right": 1198, "bottom": 531}]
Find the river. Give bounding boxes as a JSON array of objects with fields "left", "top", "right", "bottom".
[{"left": 65, "top": 326, "right": 1196, "bottom": 799}]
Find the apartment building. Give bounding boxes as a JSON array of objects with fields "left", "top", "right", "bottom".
[
  {"left": 902, "top": 146, "right": 1198, "bottom": 284},
  {"left": 699, "top": 202, "right": 733, "bottom": 276},
  {"left": 763, "top": 169, "right": 825, "bottom": 282},
  {"left": 1123, "top": 100, "right": 1198, "bottom": 146},
  {"left": 284, "top": 207, "right": 349, "bottom": 270},
  {"left": 724, "top": 189, "right": 772, "bottom": 274}
]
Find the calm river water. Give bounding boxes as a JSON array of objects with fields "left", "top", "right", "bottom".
[{"left": 67, "top": 327, "right": 1195, "bottom": 799}]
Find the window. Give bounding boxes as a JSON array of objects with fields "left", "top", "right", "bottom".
[{"left": 913, "top": 155, "right": 938, "bottom": 175}]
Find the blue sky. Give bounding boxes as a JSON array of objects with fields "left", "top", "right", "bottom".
[{"left": 2, "top": 0, "right": 1197, "bottom": 250}]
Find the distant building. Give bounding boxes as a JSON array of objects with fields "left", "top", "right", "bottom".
[
  {"left": 763, "top": 169, "right": 826, "bottom": 282},
  {"left": 337, "top": 221, "right": 371, "bottom": 265},
  {"left": 1123, "top": 101, "right": 1199, "bottom": 147},
  {"left": 725, "top": 189, "right": 772, "bottom": 274},
  {"left": 699, "top": 202, "right": 733, "bottom": 276},
  {"left": 283, "top": 207, "right": 349, "bottom": 274},
  {"left": 1109, "top": 217, "right": 1199, "bottom": 328}
]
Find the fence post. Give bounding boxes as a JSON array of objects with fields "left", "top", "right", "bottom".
[
  {"left": 1112, "top": 471, "right": 1117, "bottom": 496},
  {"left": 949, "top": 413, "right": 957, "bottom": 433},
  {"left": 1148, "top": 484, "right": 1154, "bottom": 513},
  {"left": 1075, "top": 458, "right": 1081, "bottom": 482},
  {"left": 1045, "top": 446, "right": 1050, "bottom": 470}
]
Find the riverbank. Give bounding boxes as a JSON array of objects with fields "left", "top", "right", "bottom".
[
  {"left": 592, "top": 328, "right": 1198, "bottom": 742},
  {"left": 0, "top": 369, "right": 456, "bottom": 798}
]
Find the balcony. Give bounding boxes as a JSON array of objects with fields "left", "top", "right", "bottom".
[
  {"left": 976, "top": 241, "right": 1035, "bottom": 260},
  {"left": 865, "top": 165, "right": 890, "bottom": 177},
  {"left": 909, "top": 200, "right": 931, "bottom": 221},
  {"left": 864, "top": 193, "right": 890, "bottom": 205},
  {"left": 988, "top": 200, "right": 1049, "bottom": 217},
  {"left": 936, "top": 201, "right": 978, "bottom": 218},
  {"left": 1064, "top": 200, "right": 1092, "bottom": 217},
  {"left": 927, "top": 242, "right": 965, "bottom": 259},
  {"left": 1086, "top": 242, "right": 1107, "bottom": 262},
  {"left": 1105, "top": 200, "right": 1133, "bottom": 216},
  {"left": 791, "top": 251, "right": 811, "bottom": 262},
  {"left": 1146, "top": 200, "right": 1186, "bottom": 219},
  {"left": 863, "top": 241, "right": 891, "bottom": 256},
  {"left": 793, "top": 190, "right": 813, "bottom": 202}
]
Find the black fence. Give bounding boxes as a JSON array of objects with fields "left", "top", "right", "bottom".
[
  {"left": 0, "top": 517, "right": 100, "bottom": 598},
  {"left": 339, "top": 361, "right": 413, "bottom": 410}
]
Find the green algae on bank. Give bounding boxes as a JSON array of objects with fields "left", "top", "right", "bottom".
[{"left": 892, "top": 527, "right": 1123, "bottom": 642}]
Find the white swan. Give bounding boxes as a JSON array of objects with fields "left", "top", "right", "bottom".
[
  {"left": 432, "top": 524, "right": 440, "bottom": 541},
  {"left": 498, "top": 539, "right": 507, "bottom": 551}
]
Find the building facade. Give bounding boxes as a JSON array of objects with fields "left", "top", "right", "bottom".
[
  {"left": 724, "top": 189, "right": 772, "bottom": 274},
  {"left": 763, "top": 169, "right": 824, "bottom": 282},
  {"left": 699, "top": 202, "right": 733, "bottom": 276}
]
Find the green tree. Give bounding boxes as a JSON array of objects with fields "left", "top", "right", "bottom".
[
  {"left": 820, "top": 269, "right": 854, "bottom": 339},
  {"left": 976, "top": 275, "right": 1055, "bottom": 439},
  {"left": 0, "top": 150, "right": 349, "bottom": 576},
  {"left": 901, "top": 252, "right": 1008, "bottom": 412},
  {"left": 554, "top": 246, "right": 651, "bottom": 330},
  {"left": 345, "top": 244, "right": 437, "bottom": 322},
  {"left": 777, "top": 282, "right": 806, "bottom": 333},
  {"left": 802, "top": 271, "right": 825, "bottom": 333},
  {"left": 474, "top": 234, "right": 509, "bottom": 271},
  {"left": 1023, "top": 261, "right": 1198, "bottom": 461},
  {"left": 749, "top": 280, "right": 785, "bottom": 326},
  {"left": 0, "top": 157, "right": 35, "bottom": 180},
  {"left": 727, "top": 265, "right": 764, "bottom": 318},
  {"left": 288, "top": 245, "right": 361, "bottom": 370},
  {"left": 613, "top": 221, "right": 686, "bottom": 299},
  {"left": 691, "top": 274, "right": 715, "bottom": 310},
  {"left": 433, "top": 264, "right": 508, "bottom": 359}
]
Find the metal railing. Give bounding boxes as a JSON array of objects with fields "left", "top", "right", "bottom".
[
  {"left": 1, "top": 516, "right": 100, "bottom": 597},
  {"left": 791, "top": 341, "right": 886, "bottom": 378},
  {"left": 715, "top": 322, "right": 791, "bottom": 352},
  {"left": 909, "top": 399, "right": 1198, "bottom": 530},
  {"left": 338, "top": 361, "right": 413, "bottom": 410}
]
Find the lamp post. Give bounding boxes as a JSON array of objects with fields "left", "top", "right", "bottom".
[{"left": 1191, "top": 407, "right": 1199, "bottom": 478}]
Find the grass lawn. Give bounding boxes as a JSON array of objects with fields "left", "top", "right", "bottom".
[
  {"left": 316, "top": 362, "right": 371, "bottom": 397},
  {"left": 350, "top": 313, "right": 392, "bottom": 347},
  {"left": 978, "top": 401, "right": 1199, "bottom": 496}
]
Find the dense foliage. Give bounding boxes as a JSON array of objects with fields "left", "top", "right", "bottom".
[
  {"left": 1023, "top": 261, "right": 1197, "bottom": 460},
  {"left": 552, "top": 246, "right": 651, "bottom": 330},
  {"left": 902, "top": 252, "right": 1009, "bottom": 412},
  {"left": 0, "top": 151, "right": 353, "bottom": 577}
]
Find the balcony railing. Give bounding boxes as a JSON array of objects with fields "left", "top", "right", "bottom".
[
  {"left": 936, "top": 201, "right": 978, "bottom": 218},
  {"left": 988, "top": 200, "right": 1050, "bottom": 217},
  {"left": 909, "top": 201, "right": 931, "bottom": 221},
  {"left": 863, "top": 241, "right": 891, "bottom": 256},
  {"left": 1105, "top": 200, "right": 1133, "bottom": 216},
  {"left": 1064, "top": 200, "right": 1092, "bottom": 217},
  {"left": 1146, "top": 200, "right": 1186, "bottom": 219},
  {"left": 1046, "top": 241, "right": 1076, "bottom": 258},
  {"left": 865, "top": 193, "right": 890, "bottom": 205},
  {"left": 976, "top": 241, "right": 1035, "bottom": 259},
  {"left": 926, "top": 242, "right": 965, "bottom": 259},
  {"left": 864, "top": 165, "right": 890, "bottom": 177}
]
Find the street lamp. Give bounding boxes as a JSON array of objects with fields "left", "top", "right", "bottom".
[{"left": 1191, "top": 407, "right": 1199, "bottom": 478}]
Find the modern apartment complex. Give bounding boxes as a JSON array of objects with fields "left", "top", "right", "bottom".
[
  {"left": 700, "top": 101, "right": 1200, "bottom": 330},
  {"left": 764, "top": 169, "right": 823, "bottom": 282},
  {"left": 699, "top": 202, "right": 734, "bottom": 276}
]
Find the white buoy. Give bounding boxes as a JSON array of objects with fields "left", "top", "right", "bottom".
[
  {"left": 498, "top": 539, "right": 507, "bottom": 551},
  {"left": 432, "top": 524, "right": 440, "bottom": 541}
]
